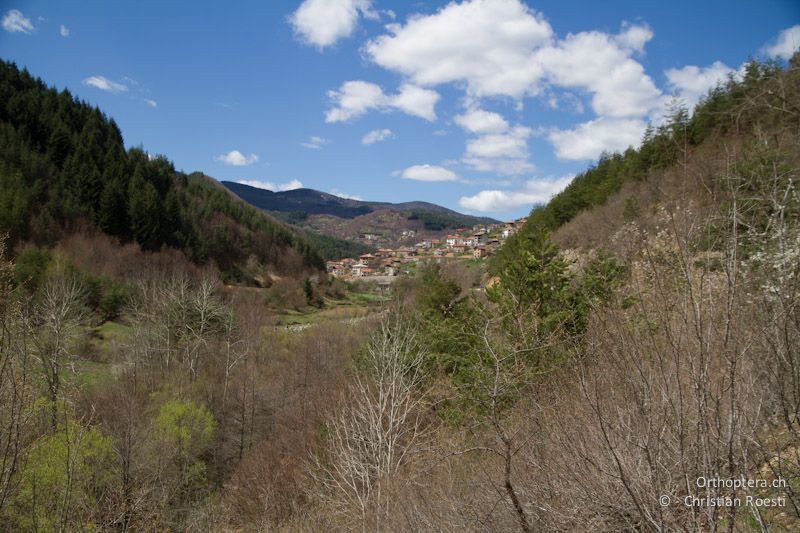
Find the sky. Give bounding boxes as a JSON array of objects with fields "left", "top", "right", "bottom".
[{"left": 1, "top": 1, "right": 799, "bottom": 220}]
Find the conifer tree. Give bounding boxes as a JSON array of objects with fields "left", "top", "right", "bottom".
[{"left": 128, "top": 169, "right": 163, "bottom": 251}]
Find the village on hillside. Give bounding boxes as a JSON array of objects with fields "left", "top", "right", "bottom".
[{"left": 325, "top": 217, "right": 526, "bottom": 279}]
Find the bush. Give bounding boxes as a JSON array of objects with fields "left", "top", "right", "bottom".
[{"left": 13, "top": 245, "right": 51, "bottom": 290}]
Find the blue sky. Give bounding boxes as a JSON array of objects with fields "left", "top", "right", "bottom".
[{"left": 1, "top": 1, "right": 799, "bottom": 219}]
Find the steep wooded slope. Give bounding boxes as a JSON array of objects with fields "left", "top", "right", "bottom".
[{"left": 0, "top": 60, "right": 324, "bottom": 276}]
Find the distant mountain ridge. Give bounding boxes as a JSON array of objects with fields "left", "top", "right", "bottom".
[
  {"left": 221, "top": 181, "right": 499, "bottom": 231},
  {"left": 222, "top": 183, "right": 373, "bottom": 219}
]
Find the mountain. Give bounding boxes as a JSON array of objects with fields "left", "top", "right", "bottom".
[
  {"left": 221, "top": 181, "right": 500, "bottom": 246},
  {"left": 0, "top": 60, "right": 325, "bottom": 282}
]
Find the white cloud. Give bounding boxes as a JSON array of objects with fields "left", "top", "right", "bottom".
[
  {"left": 365, "top": 0, "right": 552, "bottom": 99},
  {"left": 665, "top": 61, "right": 734, "bottom": 111},
  {"left": 389, "top": 84, "right": 440, "bottom": 121},
  {"left": 144, "top": 99, "right": 157, "bottom": 108},
  {"left": 546, "top": 91, "right": 585, "bottom": 114},
  {"left": 277, "top": 179, "right": 304, "bottom": 191},
  {"left": 325, "top": 80, "right": 439, "bottom": 122},
  {"left": 301, "top": 136, "right": 330, "bottom": 149},
  {"left": 362, "top": 128, "right": 393, "bottom": 145},
  {"left": 454, "top": 108, "right": 509, "bottom": 134},
  {"left": 290, "top": 0, "right": 374, "bottom": 49},
  {"left": 615, "top": 22, "right": 653, "bottom": 54},
  {"left": 325, "top": 80, "right": 386, "bottom": 122},
  {"left": 463, "top": 157, "right": 535, "bottom": 176},
  {"left": 463, "top": 126, "right": 534, "bottom": 175},
  {"left": 215, "top": 150, "right": 260, "bottom": 166},
  {"left": 762, "top": 25, "right": 800, "bottom": 60},
  {"left": 2, "top": 9, "right": 33, "bottom": 34},
  {"left": 238, "top": 179, "right": 303, "bottom": 191},
  {"left": 459, "top": 175, "right": 574, "bottom": 212},
  {"left": 534, "top": 26, "right": 661, "bottom": 118},
  {"left": 83, "top": 76, "right": 128, "bottom": 93},
  {"left": 465, "top": 126, "right": 530, "bottom": 159},
  {"left": 59, "top": 24, "right": 69, "bottom": 37},
  {"left": 330, "top": 189, "right": 363, "bottom": 200},
  {"left": 364, "top": 2, "right": 659, "bottom": 114},
  {"left": 548, "top": 117, "right": 646, "bottom": 160},
  {"left": 357, "top": 3, "right": 664, "bottom": 167},
  {"left": 399, "top": 164, "right": 458, "bottom": 182}
]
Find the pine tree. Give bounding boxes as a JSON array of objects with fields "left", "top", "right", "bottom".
[
  {"left": 489, "top": 228, "right": 571, "bottom": 332},
  {"left": 128, "top": 169, "right": 163, "bottom": 251},
  {"left": 98, "top": 178, "right": 129, "bottom": 237}
]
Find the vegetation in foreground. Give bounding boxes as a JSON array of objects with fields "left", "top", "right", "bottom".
[{"left": 0, "top": 57, "right": 799, "bottom": 531}]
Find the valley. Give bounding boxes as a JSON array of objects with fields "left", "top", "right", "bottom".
[{"left": 1, "top": 9, "right": 799, "bottom": 531}]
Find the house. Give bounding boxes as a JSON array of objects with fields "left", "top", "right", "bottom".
[
  {"left": 445, "top": 235, "right": 460, "bottom": 247},
  {"left": 376, "top": 248, "right": 394, "bottom": 258},
  {"left": 452, "top": 244, "right": 467, "bottom": 254},
  {"left": 396, "top": 247, "right": 417, "bottom": 258},
  {"left": 351, "top": 262, "right": 368, "bottom": 276},
  {"left": 474, "top": 231, "right": 488, "bottom": 245},
  {"left": 326, "top": 261, "right": 346, "bottom": 277},
  {"left": 433, "top": 248, "right": 444, "bottom": 257},
  {"left": 473, "top": 247, "right": 487, "bottom": 259},
  {"left": 401, "top": 229, "right": 416, "bottom": 238},
  {"left": 382, "top": 259, "right": 401, "bottom": 276}
]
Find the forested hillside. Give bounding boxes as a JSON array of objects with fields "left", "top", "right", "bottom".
[
  {"left": 0, "top": 60, "right": 323, "bottom": 276},
  {"left": 222, "top": 180, "right": 499, "bottom": 244},
  {"left": 494, "top": 56, "right": 800, "bottom": 271}
]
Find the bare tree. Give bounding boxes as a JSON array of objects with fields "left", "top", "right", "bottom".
[
  {"left": 30, "top": 275, "right": 87, "bottom": 428},
  {"left": 312, "top": 310, "right": 429, "bottom": 529},
  {"left": 0, "top": 239, "right": 34, "bottom": 515}
]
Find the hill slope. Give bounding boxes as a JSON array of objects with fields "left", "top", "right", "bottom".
[
  {"left": 0, "top": 60, "right": 324, "bottom": 278},
  {"left": 222, "top": 181, "right": 500, "bottom": 245},
  {"left": 492, "top": 58, "right": 800, "bottom": 272}
]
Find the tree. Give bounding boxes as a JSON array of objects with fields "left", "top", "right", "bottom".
[
  {"left": 30, "top": 274, "right": 87, "bottom": 427},
  {"left": 9, "top": 411, "right": 115, "bottom": 531},
  {"left": 128, "top": 169, "right": 164, "bottom": 251},
  {"left": 153, "top": 399, "right": 217, "bottom": 509},
  {"left": 98, "top": 178, "right": 129, "bottom": 237},
  {"left": 0, "top": 238, "right": 35, "bottom": 516},
  {"left": 46, "top": 123, "right": 71, "bottom": 169},
  {"left": 313, "top": 310, "right": 429, "bottom": 528},
  {"left": 489, "top": 228, "right": 572, "bottom": 333},
  {"left": 416, "top": 261, "right": 460, "bottom": 317}
]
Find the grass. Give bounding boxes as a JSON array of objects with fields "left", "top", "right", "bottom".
[
  {"left": 277, "top": 290, "right": 387, "bottom": 325},
  {"left": 96, "top": 320, "right": 133, "bottom": 341},
  {"left": 346, "top": 291, "right": 387, "bottom": 304},
  {"left": 68, "top": 359, "right": 112, "bottom": 388}
]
